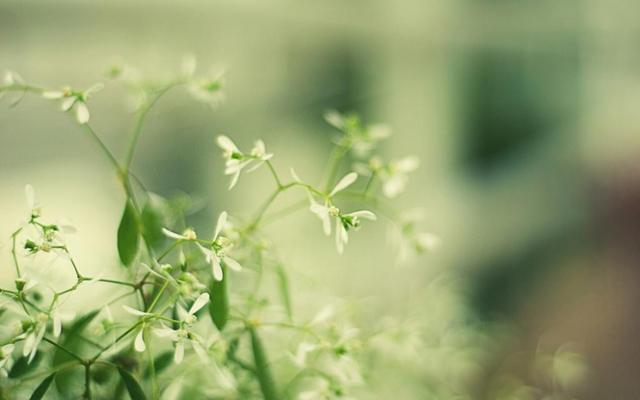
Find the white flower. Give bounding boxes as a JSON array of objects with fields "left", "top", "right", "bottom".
[
  {"left": 153, "top": 292, "right": 210, "bottom": 364},
  {"left": 291, "top": 342, "right": 317, "bottom": 367},
  {"left": 324, "top": 110, "right": 391, "bottom": 157},
  {"left": 42, "top": 83, "right": 103, "bottom": 124},
  {"left": 216, "top": 135, "right": 274, "bottom": 190},
  {"left": 198, "top": 212, "right": 242, "bottom": 281},
  {"left": 188, "top": 67, "right": 225, "bottom": 106},
  {"left": 246, "top": 140, "right": 274, "bottom": 172},
  {"left": 308, "top": 178, "right": 376, "bottom": 254},
  {"left": 380, "top": 156, "right": 419, "bottom": 198},
  {"left": 415, "top": 232, "right": 441, "bottom": 252}
]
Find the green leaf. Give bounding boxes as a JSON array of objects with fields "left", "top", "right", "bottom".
[
  {"left": 29, "top": 373, "right": 56, "bottom": 400},
  {"left": 276, "top": 264, "right": 293, "bottom": 322},
  {"left": 208, "top": 265, "right": 229, "bottom": 331},
  {"left": 8, "top": 352, "right": 42, "bottom": 379},
  {"left": 249, "top": 327, "right": 278, "bottom": 400},
  {"left": 29, "top": 372, "right": 56, "bottom": 400},
  {"left": 118, "top": 367, "right": 147, "bottom": 400},
  {"left": 118, "top": 200, "right": 140, "bottom": 266},
  {"left": 140, "top": 194, "right": 167, "bottom": 252}
]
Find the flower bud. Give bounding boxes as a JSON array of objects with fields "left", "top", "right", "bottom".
[{"left": 14, "top": 278, "right": 27, "bottom": 292}]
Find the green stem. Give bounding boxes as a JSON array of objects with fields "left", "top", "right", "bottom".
[
  {"left": 124, "top": 83, "right": 180, "bottom": 171},
  {"left": 43, "top": 337, "right": 85, "bottom": 364},
  {"left": 82, "top": 124, "right": 122, "bottom": 172}
]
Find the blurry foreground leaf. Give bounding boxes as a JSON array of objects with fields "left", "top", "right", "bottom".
[
  {"left": 118, "top": 200, "right": 140, "bottom": 266},
  {"left": 29, "top": 373, "right": 56, "bottom": 400},
  {"left": 209, "top": 265, "right": 229, "bottom": 331},
  {"left": 118, "top": 367, "right": 147, "bottom": 400}
]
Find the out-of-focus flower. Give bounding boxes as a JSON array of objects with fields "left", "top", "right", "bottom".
[
  {"left": 154, "top": 293, "right": 210, "bottom": 364},
  {"left": 42, "top": 83, "right": 103, "bottom": 124},
  {"left": 216, "top": 135, "right": 273, "bottom": 189},
  {"left": 309, "top": 173, "right": 376, "bottom": 253},
  {"left": 324, "top": 110, "right": 391, "bottom": 157},
  {"left": 197, "top": 211, "right": 242, "bottom": 281}
]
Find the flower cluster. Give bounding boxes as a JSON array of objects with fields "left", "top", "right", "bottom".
[
  {"left": 0, "top": 63, "right": 455, "bottom": 400},
  {"left": 308, "top": 172, "right": 377, "bottom": 254},
  {"left": 216, "top": 135, "right": 273, "bottom": 189}
]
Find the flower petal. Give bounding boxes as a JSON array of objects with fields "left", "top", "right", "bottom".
[
  {"left": 216, "top": 135, "right": 238, "bottom": 153},
  {"left": 329, "top": 172, "right": 358, "bottom": 197},
  {"left": 345, "top": 210, "right": 377, "bottom": 221},
  {"left": 211, "top": 254, "right": 223, "bottom": 281},
  {"left": 290, "top": 168, "right": 302, "bottom": 182},
  {"left": 134, "top": 329, "right": 146, "bottom": 352},
  {"left": 224, "top": 256, "right": 242, "bottom": 272},
  {"left": 228, "top": 171, "right": 240, "bottom": 190},
  {"left": 162, "top": 228, "right": 185, "bottom": 240},
  {"left": 61, "top": 97, "right": 75, "bottom": 112},
  {"left": 214, "top": 211, "right": 227, "bottom": 240},
  {"left": 192, "top": 341, "right": 209, "bottom": 364},
  {"left": 53, "top": 313, "right": 62, "bottom": 338},
  {"left": 75, "top": 102, "right": 90, "bottom": 124},
  {"left": 174, "top": 341, "right": 185, "bottom": 364},
  {"left": 189, "top": 292, "right": 210, "bottom": 315},
  {"left": 42, "top": 91, "right": 64, "bottom": 99},
  {"left": 123, "top": 305, "right": 150, "bottom": 317}
]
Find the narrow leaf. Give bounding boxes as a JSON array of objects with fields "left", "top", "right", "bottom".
[
  {"left": 29, "top": 373, "right": 56, "bottom": 400},
  {"left": 8, "top": 352, "right": 42, "bottom": 378},
  {"left": 118, "top": 367, "right": 147, "bottom": 400},
  {"left": 249, "top": 327, "right": 278, "bottom": 400},
  {"left": 276, "top": 264, "right": 293, "bottom": 322},
  {"left": 118, "top": 200, "right": 140, "bottom": 266},
  {"left": 208, "top": 265, "right": 228, "bottom": 331}
]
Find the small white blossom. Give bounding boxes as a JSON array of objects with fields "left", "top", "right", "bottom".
[
  {"left": 216, "top": 135, "right": 274, "bottom": 190},
  {"left": 380, "top": 156, "right": 419, "bottom": 198},
  {"left": 154, "top": 292, "right": 210, "bottom": 364},
  {"left": 308, "top": 176, "right": 376, "bottom": 254},
  {"left": 42, "top": 83, "right": 103, "bottom": 124},
  {"left": 198, "top": 211, "right": 242, "bottom": 281}
]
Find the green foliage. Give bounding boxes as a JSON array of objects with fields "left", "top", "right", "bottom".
[
  {"left": 208, "top": 265, "right": 229, "bottom": 331},
  {"left": 118, "top": 367, "right": 147, "bottom": 400},
  {"left": 29, "top": 373, "right": 56, "bottom": 400},
  {"left": 117, "top": 200, "right": 140, "bottom": 266}
]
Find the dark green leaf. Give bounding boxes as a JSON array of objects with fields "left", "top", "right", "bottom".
[
  {"left": 29, "top": 373, "right": 55, "bottom": 400},
  {"left": 8, "top": 352, "right": 42, "bottom": 379},
  {"left": 208, "top": 265, "right": 229, "bottom": 331},
  {"left": 140, "top": 195, "right": 167, "bottom": 252},
  {"left": 117, "top": 200, "right": 140, "bottom": 266},
  {"left": 118, "top": 367, "right": 147, "bottom": 400},
  {"left": 249, "top": 327, "right": 278, "bottom": 400},
  {"left": 276, "top": 264, "right": 293, "bottom": 322}
]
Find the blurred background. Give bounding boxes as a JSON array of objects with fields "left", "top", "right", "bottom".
[{"left": 1, "top": 0, "right": 640, "bottom": 398}]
